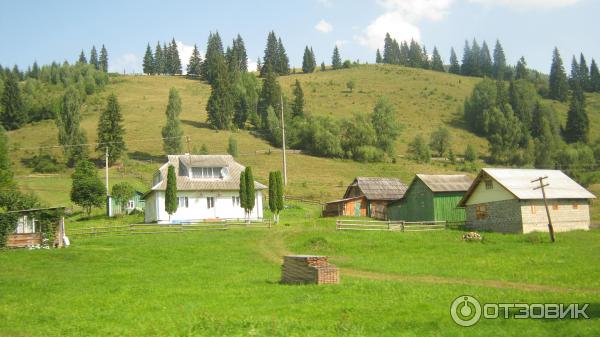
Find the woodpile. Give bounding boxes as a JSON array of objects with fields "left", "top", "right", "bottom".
[{"left": 281, "top": 255, "right": 339, "bottom": 285}]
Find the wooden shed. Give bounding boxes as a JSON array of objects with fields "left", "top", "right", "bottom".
[
  {"left": 387, "top": 174, "right": 472, "bottom": 223},
  {"left": 1, "top": 207, "right": 66, "bottom": 248},
  {"left": 323, "top": 177, "right": 408, "bottom": 219}
]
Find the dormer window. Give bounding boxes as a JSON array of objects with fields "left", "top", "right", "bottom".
[{"left": 191, "top": 167, "right": 226, "bottom": 179}]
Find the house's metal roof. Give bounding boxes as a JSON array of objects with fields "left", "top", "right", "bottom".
[
  {"left": 458, "top": 168, "right": 596, "bottom": 206},
  {"left": 345, "top": 177, "right": 408, "bottom": 201},
  {"left": 149, "top": 155, "right": 267, "bottom": 192},
  {"left": 416, "top": 174, "right": 473, "bottom": 192}
]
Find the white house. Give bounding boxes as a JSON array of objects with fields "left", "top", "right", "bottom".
[
  {"left": 458, "top": 168, "right": 596, "bottom": 233},
  {"left": 143, "top": 155, "right": 266, "bottom": 224}
]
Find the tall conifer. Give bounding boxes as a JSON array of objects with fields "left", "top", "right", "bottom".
[
  {"left": 96, "top": 94, "right": 126, "bottom": 164},
  {"left": 549, "top": 48, "right": 569, "bottom": 102}
]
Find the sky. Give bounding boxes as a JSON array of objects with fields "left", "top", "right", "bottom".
[{"left": 0, "top": 0, "right": 598, "bottom": 74}]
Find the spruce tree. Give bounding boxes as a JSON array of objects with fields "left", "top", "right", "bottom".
[
  {"left": 392, "top": 39, "right": 401, "bottom": 65},
  {"left": 480, "top": 41, "right": 493, "bottom": 77},
  {"left": 30, "top": 61, "right": 40, "bottom": 79},
  {"left": 99, "top": 45, "right": 108, "bottom": 73},
  {"left": 164, "top": 165, "right": 178, "bottom": 219},
  {"left": 461, "top": 40, "right": 472, "bottom": 76},
  {"left": 170, "top": 38, "right": 182, "bottom": 75},
  {"left": 399, "top": 41, "right": 410, "bottom": 65},
  {"left": 579, "top": 53, "right": 590, "bottom": 91},
  {"left": 470, "top": 39, "right": 481, "bottom": 77},
  {"left": 257, "top": 65, "right": 281, "bottom": 128},
  {"left": 492, "top": 40, "right": 506, "bottom": 80},
  {"left": 448, "top": 48, "right": 460, "bottom": 74},
  {"left": 276, "top": 37, "right": 290, "bottom": 75},
  {"left": 310, "top": 48, "right": 316, "bottom": 71},
  {"left": 332, "top": 46, "right": 342, "bottom": 70},
  {"left": 431, "top": 47, "right": 444, "bottom": 72},
  {"left": 408, "top": 39, "right": 422, "bottom": 68},
  {"left": 302, "top": 46, "right": 316, "bottom": 73},
  {"left": 232, "top": 34, "right": 248, "bottom": 72},
  {"left": 549, "top": 47, "right": 569, "bottom": 102},
  {"left": 206, "top": 56, "right": 234, "bottom": 130},
  {"left": 375, "top": 49, "right": 383, "bottom": 64},
  {"left": 78, "top": 50, "right": 87, "bottom": 64},
  {"left": 590, "top": 59, "right": 600, "bottom": 92},
  {"left": 90, "top": 46, "right": 99, "bottom": 70},
  {"left": 202, "top": 32, "right": 225, "bottom": 83},
  {"left": 56, "top": 86, "right": 88, "bottom": 166},
  {"left": 421, "top": 46, "right": 430, "bottom": 69},
  {"left": 1, "top": 73, "right": 26, "bottom": 130},
  {"left": 382, "top": 33, "right": 394, "bottom": 64},
  {"left": 187, "top": 44, "right": 203, "bottom": 76},
  {"left": 261, "top": 31, "right": 279, "bottom": 77},
  {"left": 162, "top": 88, "right": 183, "bottom": 154},
  {"left": 292, "top": 79, "right": 304, "bottom": 117},
  {"left": 515, "top": 57, "right": 529, "bottom": 80},
  {"left": 96, "top": 93, "right": 126, "bottom": 164},
  {"left": 154, "top": 42, "right": 164, "bottom": 75},
  {"left": 564, "top": 84, "right": 589, "bottom": 143},
  {"left": 143, "top": 43, "right": 155, "bottom": 75},
  {"left": 570, "top": 56, "right": 580, "bottom": 89}
]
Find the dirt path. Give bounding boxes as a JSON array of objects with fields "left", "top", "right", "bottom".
[{"left": 258, "top": 229, "right": 600, "bottom": 294}]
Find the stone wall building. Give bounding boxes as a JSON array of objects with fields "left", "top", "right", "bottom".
[{"left": 458, "top": 168, "right": 595, "bottom": 234}]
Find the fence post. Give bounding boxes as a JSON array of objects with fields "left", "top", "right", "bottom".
[
  {"left": 401, "top": 221, "right": 405, "bottom": 232},
  {"left": 387, "top": 220, "right": 391, "bottom": 231}
]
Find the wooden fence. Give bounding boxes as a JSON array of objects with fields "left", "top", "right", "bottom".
[
  {"left": 336, "top": 219, "right": 447, "bottom": 232},
  {"left": 67, "top": 220, "right": 271, "bottom": 238}
]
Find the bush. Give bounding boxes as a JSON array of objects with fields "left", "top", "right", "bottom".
[
  {"left": 23, "top": 153, "right": 64, "bottom": 173},
  {"left": 353, "top": 146, "right": 384, "bottom": 162},
  {"left": 408, "top": 134, "right": 430, "bottom": 163}
]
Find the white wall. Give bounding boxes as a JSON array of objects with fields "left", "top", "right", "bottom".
[
  {"left": 151, "top": 190, "right": 263, "bottom": 224},
  {"left": 144, "top": 192, "right": 157, "bottom": 223}
]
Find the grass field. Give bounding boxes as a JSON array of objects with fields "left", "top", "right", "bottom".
[
  {"left": 1, "top": 204, "right": 599, "bottom": 336},
  {"left": 7, "top": 65, "right": 600, "bottom": 208}
]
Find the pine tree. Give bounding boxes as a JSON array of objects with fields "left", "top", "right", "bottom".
[
  {"left": 96, "top": 94, "right": 126, "bottom": 164},
  {"left": 515, "top": 57, "right": 529, "bottom": 80},
  {"left": 448, "top": 48, "right": 460, "bottom": 74},
  {"left": 143, "top": 43, "right": 155, "bottom": 75},
  {"left": 421, "top": 46, "right": 430, "bottom": 69},
  {"left": 375, "top": 49, "right": 383, "bottom": 64},
  {"left": 310, "top": 47, "right": 316, "bottom": 71},
  {"left": 244, "top": 167, "right": 255, "bottom": 218},
  {"left": 382, "top": 33, "right": 394, "bottom": 64},
  {"left": 30, "top": 61, "right": 40, "bottom": 79},
  {"left": 99, "top": 45, "right": 108, "bottom": 73},
  {"left": 56, "top": 86, "right": 88, "bottom": 166},
  {"left": 70, "top": 160, "right": 105, "bottom": 216},
  {"left": 202, "top": 32, "right": 225, "bottom": 83},
  {"left": 302, "top": 46, "right": 316, "bottom": 73},
  {"left": 78, "top": 50, "right": 87, "bottom": 64},
  {"left": 206, "top": 57, "right": 234, "bottom": 130},
  {"left": 187, "top": 44, "right": 203, "bottom": 76},
  {"left": 549, "top": 48, "right": 569, "bottom": 102},
  {"left": 590, "top": 59, "right": 600, "bottom": 92},
  {"left": 164, "top": 165, "right": 178, "bottom": 219},
  {"left": 170, "top": 38, "right": 182, "bottom": 75},
  {"left": 1, "top": 73, "right": 26, "bottom": 130},
  {"left": 564, "top": 84, "right": 589, "bottom": 143},
  {"left": 261, "top": 31, "right": 279, "bottom": 77},
  {"left": 470, "top": 39, "right": 481, "bottom": 77},
  {"left": 292, "top": 79, "right": 304, "bottom": 117},
  {"left": 493, "top": 40, "right": 506, "bottom": 80},
  {"left": 408, "top": 39, "right": 422, "bottom": 68},
  {"left": 332, "top": 46, "right": 342, "bottom": 70},
  {"left": 461, "top": 40, "right": 472, "bottom": 76},
  {"left": 399, "top": 41, "right": 410, "bottom": 66},
  {"left": 232, "top": 34, "right": 248, "bottom": 72},
  {"left": 579, "top": 53, "right": 590, "bottom": 91},
  {"left": 480, "top": 41, "right": 493, "bottom": 77},
  {"left": 257, "top": 65, "right": 282, "bottom": 129},
  {"left": 276, "top": 37, "right": 290, "bottom": 75},
  {"left": 431, "top": 47, "right": 444, "bottom": 72},
  {"left": 320, "top": 62, "right": 326, "bottom": 72},
  {"left": 90, "top": 46, "right": 99, "bottom": 70},
  {"left": 570, "top": 56, "right": 580, "bottom": 89},
  {"left": 154, "top": 42, "right": 164, "bottom": 75},
  {"left": 392, "top": 39, "right": 401, "bottom": 65},
  {"left": 162, "top": 88, "right": 183, "bottom": 154}
]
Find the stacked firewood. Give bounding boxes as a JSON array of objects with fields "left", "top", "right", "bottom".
[{"left": 281, "top": 255, "right": 340, "bottom": 285}]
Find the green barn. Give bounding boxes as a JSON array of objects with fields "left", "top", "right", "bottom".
[{"left": 387, "top": 174, "right": 472, "bottom": 222}]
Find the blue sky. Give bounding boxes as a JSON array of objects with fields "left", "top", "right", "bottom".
[{"left": 0, "top": 0, "right": 598, "bottom": 74}]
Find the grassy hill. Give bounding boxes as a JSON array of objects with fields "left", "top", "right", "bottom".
[{"left": 6, "top": 64, "right": 600, "bottom": 208}]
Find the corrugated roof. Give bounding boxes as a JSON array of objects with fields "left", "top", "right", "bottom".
[
  {"left": 150, "top": 155, "right": 266, "bottom": 192},
  {"left": 346, "top": 177, "right": 408, "bottom": 200},
  {"left": 416, "top": 174, "right": 473, "bottom": 192},
  {"left": 458, "top": 168, "right": 596, "bottom": 206}
]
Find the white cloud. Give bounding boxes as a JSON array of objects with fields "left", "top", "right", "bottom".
[
  {"left": 176, "top": 41, "right": 196, "bottom": 74},
  {"left": 355, "top": 0, "right": 453, "bottom": 50},
  {"left": 248, "top": 58, "right": 259, "bottom": 73},
  {"left": 109, "top": 53, "right": 141, "bottom": 74},
  {"left": 315, "top": 19, "right": 333, "bottom": 33},
  {"left": 335, "top": 39, "right": 349, "bottom": 47},
  {"left": 468, "top": 0, "right": 580, "bottom": 10}
]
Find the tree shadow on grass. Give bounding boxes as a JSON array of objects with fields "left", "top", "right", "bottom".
[{"left": 181, "top": 119, "right": 212, "bottom": 129}]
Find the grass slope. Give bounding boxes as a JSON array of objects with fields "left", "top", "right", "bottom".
[{"left": 6, "top": 65, "right": 600, "bottom": 207}]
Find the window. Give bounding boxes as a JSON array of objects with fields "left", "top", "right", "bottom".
[
  {"left": 476, "top": 205, "right": 488, "bottom": 220},
  {"left": 178, "top": 197, "right": 189, "bottom": 208},
  {"left": 207, "top": 197, "right": 215, "bottom": 209},
  {"left": 485, "top": 180, "right": 493, "bottom": 190},
  {"left": 232, "top": 196, "right": 240, "bottom": 207},
  {"left": 552, "top": 204, "right": 559, "bottom": 210},
  {"left": 192, "top": 167, "right": 222, "bottom": 179},
  {"left": 16, "top": 216, "right": 36, "bottom": 234},
  {"left": 127, "top": 200, "right": 135, "bottom": 209}
]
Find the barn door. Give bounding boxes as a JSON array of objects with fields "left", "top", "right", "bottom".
[{"left": 355, "top": 200, "right": 361, "bottom": 217}]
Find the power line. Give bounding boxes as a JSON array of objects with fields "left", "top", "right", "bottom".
[{"left": 12, "top": 135, "right": 189, "bottom": 152}]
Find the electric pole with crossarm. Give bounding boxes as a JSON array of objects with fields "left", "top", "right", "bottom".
[{"left": 531, "top": 176, "right": 555, "bottom": 243}]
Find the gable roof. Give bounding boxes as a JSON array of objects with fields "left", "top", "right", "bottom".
[
  {"left": 344, "top": 177, "right": 408, "bottom": 201},
  {"left": 148, "top": 155, "right": 266, "bottom": 192},
  {"left": 416, "top": 174, "right": 473, "bottom": 192},
  {"left": 458, "top": 168, "right": 596, "bottom": 206}
]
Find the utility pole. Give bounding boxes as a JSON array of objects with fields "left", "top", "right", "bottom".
[
  {"left": 280, "top": 94, "right": 287, "bottom": 186},
  {"left": 105, "top": 146, "right": 110, "bottom": 217},
  {"left": 531, "top": 176, "right": 555, "bottom": 243}
]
